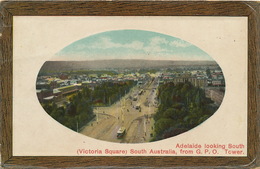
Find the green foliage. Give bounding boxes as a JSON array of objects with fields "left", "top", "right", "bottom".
[
  {"left": 154, "top": 118, "right": 175, "bottom": 135},
  {"left": 42, "top": 87, "right": 95, "bottom": 132},
  {"left": 153, "top": 81, "right": 217, "bottom": 141},
  {"left": 42, "top": 81, "right": 136, "bottom": 132},
  {"left": 206, "top": 68, "right": 212, "bottom": 78},
  {"left": 92, "top": 81, "right": 136, "bottom": 106}
]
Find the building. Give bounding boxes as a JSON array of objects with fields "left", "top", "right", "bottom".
[
  {"left": 56, "top": 85, "right": 81, "bottom": 97},
  {"left": 205, "top": 88, "right": 225, "bottom": 106},
  {"left": 37, "top": 89, "right": 53, "bottom": 103}
]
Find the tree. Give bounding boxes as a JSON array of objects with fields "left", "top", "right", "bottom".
[
  {"left": 67, "top": 103, "right": 77, "bottom": 116},
  {"left": 155, "top": 118, "right": 175, "bottom": 135},
  {"left": 153, "top": 81, "right": 216, "bottom": 141}
]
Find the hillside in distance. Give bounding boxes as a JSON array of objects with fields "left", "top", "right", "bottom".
[{"left": 39, "top": 59, "right": 218, "bottom": 72}]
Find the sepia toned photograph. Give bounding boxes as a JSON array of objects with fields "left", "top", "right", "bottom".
[
  {"left": 36, "top": 29, "right": 225, "bottom": 143},
  {"left": 1, "top": 1, "right": 258, "bottom": 167},
  {"left": 10, "top": 15, "right": 249, "bottom": 159}
]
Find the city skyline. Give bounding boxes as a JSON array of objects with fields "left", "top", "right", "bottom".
[{"left": 37, "top": 29, "right": 225, "bottom": 143}]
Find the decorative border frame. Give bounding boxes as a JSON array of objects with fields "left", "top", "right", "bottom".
[{"left": 0, "top": 1, "right": 259, "bottom": 168}]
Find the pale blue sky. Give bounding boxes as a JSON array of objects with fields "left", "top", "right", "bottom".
[{"left": 53, "top": 30, "right": 213, "bottom": 61}]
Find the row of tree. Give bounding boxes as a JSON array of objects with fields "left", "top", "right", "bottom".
[
  {"left": 42, "top": 81, "right": 136, "bottom": 131},
  {"left": 92, "top": 81, "right": 136, "bottom": 106},
  {"left": 152, "top": 81, "right": 217, "bottom": 141},
  {"left": 42, "top": 87, "right": 94, "bottom": 131}
]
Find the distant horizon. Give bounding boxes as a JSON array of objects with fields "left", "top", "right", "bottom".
[{"left": 40, "top": 59, "right": 219, "bottom": 73}]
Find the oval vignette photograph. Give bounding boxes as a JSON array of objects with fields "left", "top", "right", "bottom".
[{"left": 36, "top": 30, "right": 225, "bottom": 143}]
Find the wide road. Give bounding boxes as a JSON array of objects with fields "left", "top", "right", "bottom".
[{"left": 80, "top": 76, "right": 159, "bottom": 143}]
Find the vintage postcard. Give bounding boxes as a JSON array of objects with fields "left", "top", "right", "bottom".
[{"left": 12, "top": 16, "right": 247, "bottom": 156}]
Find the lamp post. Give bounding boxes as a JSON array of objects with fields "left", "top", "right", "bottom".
[
  {"left": 96, "top": 107, "right": 99, "bottom": 124},
  {"left": 144, "top": 116, "right": 146, "bottom": 137},
  {"left": 77, "top": 120, "right": 79, "bottom": 132}
]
